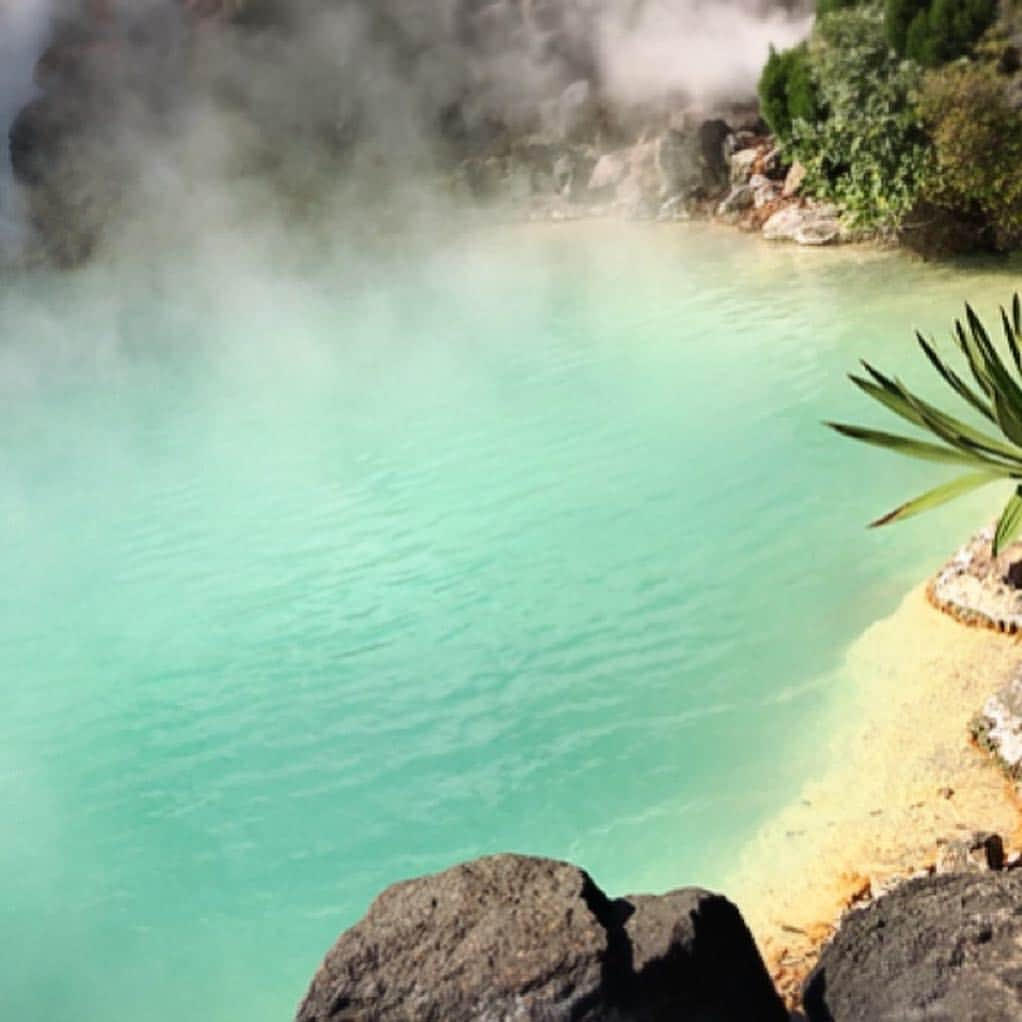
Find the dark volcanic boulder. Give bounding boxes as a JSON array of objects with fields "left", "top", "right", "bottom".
[
  {"left": 295, "top": 853, "right": 786, "bottom": 1022},
  {"left": 804, "top": 871, "right": 1022, "bottom": 1021},
  {"left": 698, "top": 119, "right": 733, "bottom": 191}
]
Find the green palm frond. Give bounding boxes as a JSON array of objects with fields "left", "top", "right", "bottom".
[{"left": 828, "top": 294, "right": 1022, "bottom": 555}]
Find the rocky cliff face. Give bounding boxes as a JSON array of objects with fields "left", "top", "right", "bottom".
[{"left": 6, "top": 0, "right": 813, "bottom": 265}]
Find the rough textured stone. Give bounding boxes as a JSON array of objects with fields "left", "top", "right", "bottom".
[
  {"left": 782, "top": 160, "right": 807, "bottom": 198},
  {"left": 804, "top": 871, "right": 1022, "bottom": 1022},
  {"left": 935, "top": 832, "right": 1005, "bottom": 874},
  {"left": 761, "top": 205, "right": 804, "bottom": 241},
  {"left": 698, "top": 118, "right": 733, "bottom": 190},
  {"left": 762, "top": 204, "right": 841, "bottom": 245},
  {"left": 295, "top": 854, "right": 787, "bottom": 1022},
  {"left": 793, "top": 219, "right": 840, "bottom": 246},
  {"left": 622, "top": 890, "right": 788, "bottom": 1021},
  {"left": 655, "top": 129, "right": 702, "bottom": 200},
  {"left": 553, "top": 152, "right": 577, "bottom": 197},
  {"left": 729, "top": 147, "right": 759, "bottom": 185},
  {"left": 717, "top": 184, "right": 754, "bottom": 216},
  {"left": 588, "top": 152, "right": 627, "bottom": 194},
  {"left": 555, "top": 79, "right": 597, "bottom": 142},
  {"left": 973, "top": 669, "right": 1022, "bottom": 778},
  {"left": 749, "top": 173, "right": 778, "bottom": 209},
  {"left": 928, "top": 526, "right": 1022, "bottom": 635}
]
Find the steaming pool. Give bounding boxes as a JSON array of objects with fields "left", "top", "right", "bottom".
[{"left": 0, "top": 222, "right": 1014, "bottom": 1020}]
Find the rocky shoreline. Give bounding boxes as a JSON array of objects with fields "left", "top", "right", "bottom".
[
  {"left": 3, "top": 1, "right": 843, "bottom": 269},
  {"left": 457, "top": 126, "right": 846, "bottom": 250},
  {"left": 293, "top": 534, "right": 1022, "bottom": 1020}
]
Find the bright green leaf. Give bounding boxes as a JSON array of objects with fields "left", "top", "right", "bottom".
[
  {"left": 870, "top": 471, "right": 1001, "bottom": 528},
  {"left": 994, "top": 486, "right": 1022, "bottom": 555}
]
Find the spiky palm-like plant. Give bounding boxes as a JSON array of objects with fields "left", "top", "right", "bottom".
[{"left": 828, "top": 295, "right": 1022, "bottom": 556}]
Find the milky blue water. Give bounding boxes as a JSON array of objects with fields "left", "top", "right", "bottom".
[{"left": 1, "top": 223, "right": 1016, "bottom": 1020}]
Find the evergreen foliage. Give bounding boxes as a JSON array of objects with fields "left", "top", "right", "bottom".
[
  {"left": 888, "top": 0, "right": 997, "bottom": 65},
  {"left": 758, "top": 43, "right": 820, "bottom": 144},
  {"left": 885, "top": 0, "right": 928, "bottom": 55},
  {"left": 757, "top": 0, "right": 1012, "bottom": 238}
]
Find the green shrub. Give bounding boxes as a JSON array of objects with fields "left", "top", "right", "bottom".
[
  {"left": 759, "top": 47, "right": 794, "bottom": 141},
  {"left": 919, "top": 63, "right": 1022, "bottom": 237},
  {"left": 789, "top": 5, "right": 933, "bottom": 230},
  {"left": 758, "top": 43, "right": 821, "bottom": 144},
  {"left": 786, "top": 48, "right": 822, "bottom": 127}
]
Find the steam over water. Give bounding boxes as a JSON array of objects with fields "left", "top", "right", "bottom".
[
  {"left": 1, "top": 223, "right": 1016, "bottom": 1020},
  {"left": 0, "top": 0, "right": 812, "bottom": 265}
]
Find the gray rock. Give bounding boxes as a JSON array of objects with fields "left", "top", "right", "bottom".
[
  {"left": 555, "top": 79, "right": 597, "bottom": 142},
  {"left": 759, "top": 146, "right": 784, "bottom": 179},
  {"left": 729, "top": 147, "right": 759, "bottom": 185},
  {"left": 295, "top": 853, "right": 788, "bottom": 1022},
  {"left": 588, "top": 152, "right": 627, "bottom": 194},
  {"left": 550, "top": 147, "right": 597, "bottom": 201},
  {"left": 804, "top": 871, "right": 1022, "bottom": 1022},
  {"left": 657, "top": 195, "right": 690, "bottom": 222},
  {"left": 782, "top": 160, "right": 807, "bottom": 198},
  {"left": 698, "top": 118, "right": 733, "bottom": 190},
  {"left": 763, "top": 204, "right": 841, "bottom": 245},
  {"left": 611, "top": 140, "right": 663, "bottom": 217},
  {"left": 935, "top": 832, "right": 1006, "bottom": 874},
  {"left": 553, "top": 153, "right": 577, "bottom": 198},
  {"left": 717, "top": 184, "right": 754, "bottom": 216},
  {"left": 461, "top": 156, "right": 509, "bottom": 199},
  {"left": 973, "top": 670, "right": 1022, "bottom": 778},
  {"left": 793, "top": 220, "right": 840, "bottom": 246},
  {"left": 749, "top": 174, "right": 779, "bottom": 210},
  {"left": 656, "top": 129, "right": 702, "bottom": 199}
]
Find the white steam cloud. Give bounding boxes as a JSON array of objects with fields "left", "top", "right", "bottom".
[
  {"left": 594, "top": 1, "right": 812, "bottom": 107},
  {"left": 0, "top": 0, "right": 812, "bottom": 267}
]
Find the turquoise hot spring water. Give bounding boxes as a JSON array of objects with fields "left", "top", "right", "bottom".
[{"left": 0, "top": 222, "right": 1016, "bottom": 1020}]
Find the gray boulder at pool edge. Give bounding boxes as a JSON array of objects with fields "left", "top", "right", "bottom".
[
  {"left": 294, "top": 854, "right": 787, "bottom": 1021},
  {"left": 804, "top": 871, "right": 1022, "bottom": 1021}
]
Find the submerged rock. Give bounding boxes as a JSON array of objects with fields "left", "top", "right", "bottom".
[
  {"left": 294, "top": 853, "right": 787, "bottom": 1021},
  {"left": 804, "top": 871, "right": 1022, "bottom": 1022}
]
